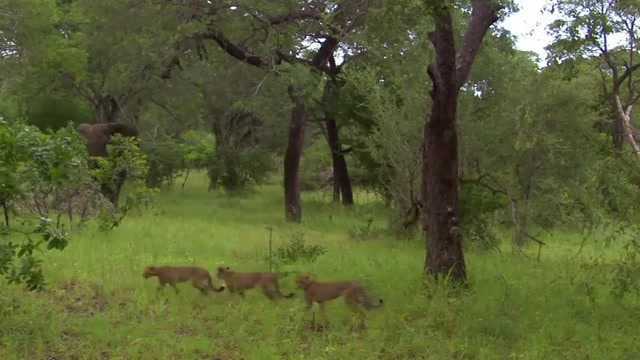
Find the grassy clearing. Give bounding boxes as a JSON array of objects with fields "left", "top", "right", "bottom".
[{"left": 1, "top": 173, "right": 639, "bottom": 359}]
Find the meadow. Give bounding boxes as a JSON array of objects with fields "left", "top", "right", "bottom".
[{"left": 1, "top": 174, "right": 639, "bottom": 360}]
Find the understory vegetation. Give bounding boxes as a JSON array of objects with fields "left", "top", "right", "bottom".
[
  {"left": 4, "top": 0, "right": 640, "bottom": 359},
  {"left": 1, "top": 174, "right": 639, "bottom": 359}
]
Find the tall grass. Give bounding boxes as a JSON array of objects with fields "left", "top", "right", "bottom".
[{"left": 1, "top": 173, "right": 639, "bottom": 359}]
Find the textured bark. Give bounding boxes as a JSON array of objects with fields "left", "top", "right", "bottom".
[
  {"left": 284, "top": 86, "right": 307, "bottom": 222},
  {"left": 614, "top": 95, "right": 640, "bottom": 158},
  {"left": 325, "top": 118, "right": 354, "bottom": 206},
  {"left": 423, "top": 1, "right": 498, "bottom": 283},
  {"left": 94, "top": 95, "right": 121, "bottom": 124}
]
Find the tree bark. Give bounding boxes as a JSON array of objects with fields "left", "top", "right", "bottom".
[
  {"left": 95, "top": 95, "right": 121, "bottom": 123},
  {"left": 423, "top": 67, "right": 466, "bottom": 281},
  {"left": 423, "top": 1, "right": 498, "bottom": 283},
  {"left": 325, "top": 117, "right": 354, "bottom": 206},
  {"left": 284, "top": 86, "right": 307, "bottom": 222},
  {"left": 510, "top": 198, "right": 529, "bottom": 249},
  {"left": 614, "top": 95, "right": 640, "bottom": 158},
  {"left": 613, "top": 110, "right": 625, "bottom": 152}
]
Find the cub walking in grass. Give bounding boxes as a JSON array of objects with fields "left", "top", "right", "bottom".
[
  {"left": 295, "top": 273, "right": 383, "bottom": 330},
  {"left": 216, "top": 266, "right": 295, "bottom": 300},
  {"left": 143, "top": 266, "right": 225, "bottom": 295}
]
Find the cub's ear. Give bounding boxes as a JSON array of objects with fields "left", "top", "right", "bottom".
[{"left": 225, "top": 266, "right": 230, "bottom": 270}]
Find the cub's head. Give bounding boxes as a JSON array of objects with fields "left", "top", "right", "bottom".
[
  {"left": 295, "top": 273, "right": 314, "bottom": 289},
  {"left": 217, "top": 266, "right": 231, "bottom": 279},
  {"left": 142, "top": 266, "right": 156, "bottom": 278}
]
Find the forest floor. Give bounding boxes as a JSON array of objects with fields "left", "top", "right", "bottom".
[{"left": 2, "top": 174, "right": 639, "bottom": 359}]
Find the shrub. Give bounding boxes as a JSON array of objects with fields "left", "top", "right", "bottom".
[
  {"left": 142, "top": 135, "right": 184, "bottom": 188},
  {"left": 267, "top": 231, "right": 326, "bottom": 270},
  {"left": 93, "top": 135, "right": 155, "bottom": 231}
]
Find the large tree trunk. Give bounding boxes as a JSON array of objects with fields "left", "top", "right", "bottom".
[
  {"left": 423, "top": 1, "right": 498, "bottom": 283},
  {"left": 284, "top": 86, "right": 307, "bottom": 222},
  {"left": 325, "top": 118, "right": 354, "bottom": 206},
  {"left": 423, "top": 70, "right": 466, "bottom": 281}
]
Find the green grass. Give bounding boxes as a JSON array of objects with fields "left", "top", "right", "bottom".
[{"left": 1, "top": 173, "right": 639, "bottom": 359}]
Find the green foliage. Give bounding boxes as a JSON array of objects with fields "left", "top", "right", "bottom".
[
  {"left": 208, "top": 150, "right": 273, "bottom": 193},
  {"left": 0, "top": 121, "right": 100, "bottom": 289},
  {"left": 23, "top": 124, "right": 90, "bottom": 191},
  {"left": 0, "top": 121, "right": 92, "bottom": 222},
  {"left": 347, "top": 218, "right": 388, "bottom": 241},
  {"left": 269, "top": 231, "right": 327, "bottom": 269},
  {"left": 97, "top": 186, "right": 157, "bottom": 232},
  {"left": 459, "top": 185, "right": 502, "bottom": 251},
  {"left": 208, "top": 110, "right": 274, "bottom": 193},
  {"left": 611, "top": 233, "right": 640, "bottom": 299},
  {"left": 458, "top": 39, "right": 625, "bottom": 245},
  {"left": 93, "top": 135, "right": 148, "bottom": 189},
  {"left": 142, "top": 130, "right": 216, "bottom": 189},
  {"left": 341, "top": 64, "right": 426, "bottom": 232},
  {"left": 142, "top": 135, "right": 184, "bottom": 188},
  {"left": 300, "top": 139, "right": 332, "bottom": 191},
  {"left": 179, "top": 130, "right": 215, "bottom": 171},
  {"left": 0, "top": 218, "right": 69, "bottom": 291},
  {"left": 0, "top": 121, "right": 23, "bottom": 219},
  {"left": 92, "top": 135, "right": 155, "bottom": 230}
]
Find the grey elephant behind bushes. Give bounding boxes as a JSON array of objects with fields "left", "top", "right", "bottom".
[{"left": 77, "top": 122, "right": 139, "bottom": 206}]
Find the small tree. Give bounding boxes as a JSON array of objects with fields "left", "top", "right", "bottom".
[{"left": 179, "top": 130, "right": 215, "bottom": 188}]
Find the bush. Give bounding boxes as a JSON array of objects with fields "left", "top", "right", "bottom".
[
  {"left": 93, "top": 135, "right": 155, "bottom": 231},
  {"left": 0, "top": 121, "right": 82, "bottom": 289},
  {"left": 142, "top": 135, "right": 184, "bottom": 188},
  {"left": 1, "top": 121, "right": 97, "bottom": 224},
  {"left": 208, "top": 149, "right": 273, "bottom": 193},
  {"left": 208, "top": 110, "right": 274, "bottom": 193},
  {"left": 180, "top": 130, "right": 215, "bottom": 170},
  {"left": 0, "top": 218, "right": 69, "bottom": 290},
  {"left": 300, "top": 140, "right": 333, "bottom": 191},
  {"left": 267, "top": 231, "right": 326, "bottom": 270}
]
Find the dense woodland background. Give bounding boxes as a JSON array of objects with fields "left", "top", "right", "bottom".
[{"left": 2, "top": 0, "right": 640, "bottom": 359}]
